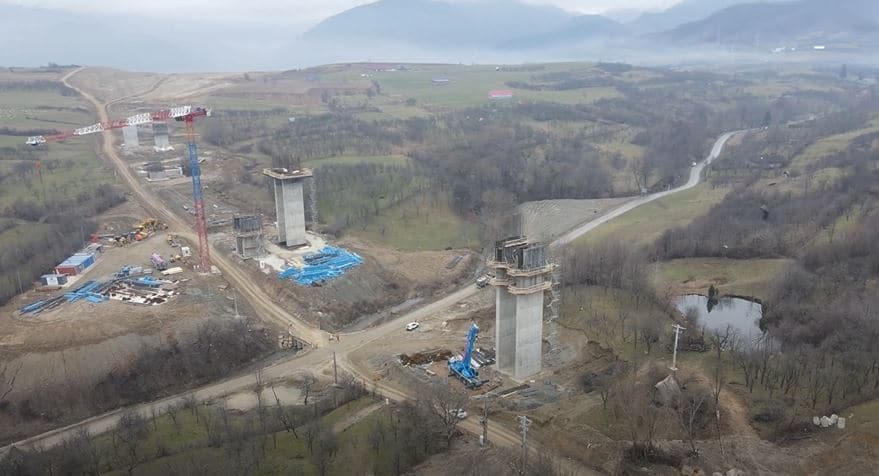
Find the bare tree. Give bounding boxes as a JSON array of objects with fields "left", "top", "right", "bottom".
[
  {"left": 708, "top": 326, "right": 736, "bottom": 406},
  {"left": 303, "top": 414, "right": 320, "bottom": 454},
  {"left": 300, "top": 374, "right": 316, "bottom": 406},
  {"left": 612, "top": 365, "right": 668, "bottom": 456},
  {"left": 115, "top": 411, "right": 148, "bottom": 476},
  {"left": 309, "top": 425, "right": 339, "bottom": 476},
  {"left": 638, "top": 316, "right": 662, "bottom": 355},
  {"left": 675, "top": 390, "right": 709, "bottom": 456},
  {"left": 417, "top": 381, "right": 470, "bottom": 446},
  {"left": 269, "top": 385, "right": 299, "bottom": 438},
  {"left": 182, "top": 393, "right": 200, "bottom": 423}
]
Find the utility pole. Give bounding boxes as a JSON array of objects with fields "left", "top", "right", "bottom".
[
  {"left": 233, "top": 293, "right": 240, "bottom": 319},
  {"left": 480, "top": 393, "right": 494, "bottom": 447},
  {"left": 333, "top": 351, "right": 338, "bottom": 385},
  {"left": 671, "top": 324, "right": 686, "bottom": 373},
  {"left": 518, "top": 415, "right": 531, "bottom": 473}
]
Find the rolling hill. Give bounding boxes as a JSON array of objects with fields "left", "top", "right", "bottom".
[
  {"left": 304, "top": 0, "right": 576, "bottom": 49},
  {"left": 629, "top": 0, "right": 788, "bottom": 33},
  {"left": 665, "top": 0, "right": 879, "bottom": 45}
]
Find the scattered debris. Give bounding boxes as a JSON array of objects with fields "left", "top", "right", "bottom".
[{"left": 400, "top": 349, "right": 453, "bottom": 366}]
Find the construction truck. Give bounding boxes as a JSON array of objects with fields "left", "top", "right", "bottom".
[
  {"left": 448, "top": 323, "right": 484, "bottom": 389},
  {"left": 150, "top": 253, "right": 168, "bottom": 271}
]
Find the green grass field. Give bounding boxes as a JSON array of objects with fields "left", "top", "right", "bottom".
[
  {"left": 310, "top": 63, "right": 621, "bottom": 110},
  {"left": 652, "top": 257, "right": 792, "bottom": 300},
  {"left": 0, "top": 84, "right": 112, "bottom": 212},
  {"left": 0, "top": 134, "right": 25, "bottom": 147},
  {"left": 353, "top": 192, "right": 480, "bottom": 250},
  {"left": 0, "top": 141, "right": 113, "bottom": 209},
  {"left": 574, "top": 184, "right": 730, "bottom": 249},
  {"left": 789, "top": 116, "right": 879, "bottom": 171}
]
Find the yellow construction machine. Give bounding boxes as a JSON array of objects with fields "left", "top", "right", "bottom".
[{"left": 133, "top": 218, "right": 168, "bottom": 241}]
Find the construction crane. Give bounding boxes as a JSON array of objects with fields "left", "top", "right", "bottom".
[
  {"left": 448, "top": 323, "right": 484, "bottom": 389},
  {"left": 176, "top": 107, "right": 212, "bottom": 272},
  {"left": 26, "top": 106, "right": 202, "bottom": 145},
  {"left": 26, "top": 105, "right": 213, "bottom": 272}
]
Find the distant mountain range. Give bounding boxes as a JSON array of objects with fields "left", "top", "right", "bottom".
[
  {"left": 306, "top": 0, "right": 879, "bottom": 51},
  {"left": 0, "top": 0, "right": 876, "bottom": 71},
  {"left": 629, "top": 0, "right": 788, "bottom": 34},
  {"left": 664, "top": 0, "right": 879, "bottom": 45},
  {"left": 304, "top": 0, "right": 575, "bottom": 48}
]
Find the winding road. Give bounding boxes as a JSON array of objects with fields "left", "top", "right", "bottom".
[{"left": 1, "top": 68, "right": 746, "bottom": 474}]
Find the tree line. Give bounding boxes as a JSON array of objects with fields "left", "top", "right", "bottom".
[{"left": 0, "top": 183, "right": 125, "bottom": 306}]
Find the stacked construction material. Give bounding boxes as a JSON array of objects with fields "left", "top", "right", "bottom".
[
  {"left": 279, "top": 246, "right": 363, "bottom": 285},
  {"left": 64, "top": 280, "right": 109, "bottom": 303},
  {"left": 18, "top": 295, "right": 67, "bottom": 315},
  {"left": 129, "top": 276, "right": 163, "bottom": 288}
]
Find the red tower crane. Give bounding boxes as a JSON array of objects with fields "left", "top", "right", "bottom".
[{"left": 28, "top": 106, "right": 214, "bottom": 272}]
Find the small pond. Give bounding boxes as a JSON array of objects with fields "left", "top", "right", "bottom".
[{"left": 674, "top": 294, "right": 763, "bottom": 339}]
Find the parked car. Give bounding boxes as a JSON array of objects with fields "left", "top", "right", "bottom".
[
  {"left": 449, "top": 409, "right": 468, "bottom": 419},
  {"left": 475, "top": 275, "right": 490, "bottom": 288},
  {"left": 405, "top": 322, "right": 420, "bottom": 331}
]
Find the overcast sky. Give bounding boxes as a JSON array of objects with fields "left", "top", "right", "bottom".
[{"left": 1, "top": 0, "right": 682, "bottom": 29}]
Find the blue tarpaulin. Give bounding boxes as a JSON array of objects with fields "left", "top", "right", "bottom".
[{"left": 279, "top": 246, "right": 362, "bottom": 285}]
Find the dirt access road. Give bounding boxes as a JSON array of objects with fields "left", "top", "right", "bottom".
[{"left": 3, "top": 69, "right": 743, "bottom": 474}]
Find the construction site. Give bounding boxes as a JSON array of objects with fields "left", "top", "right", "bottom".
[
  {"left": 2, "top": 88, "right": 585, "bottom": 452},
  {"left": 6, "top": 63, "right": 861, "bottom": 476}
]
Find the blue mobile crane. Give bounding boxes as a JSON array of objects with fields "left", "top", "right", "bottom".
[{"left": 448, "top": 323, "right": 484, "bottom": 388}]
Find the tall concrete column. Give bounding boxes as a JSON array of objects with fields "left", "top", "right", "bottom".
[
  {"left": 489, "top": 238, "right": 551, "bottom": 381},
  {"left": 153, "top": 121, "right": 171, "bottom": 151},
  {"left": 263, "top": 168, "right": 313, "bottom": 247},
  {"left": 514, "top": 289, "right": 544, "bottom": 379},
  {"left": 122, "top": 125, "right": 139, "bottom": 148},
  {"left": 495, "top": 282, "right": 517, "bottom": 373}
]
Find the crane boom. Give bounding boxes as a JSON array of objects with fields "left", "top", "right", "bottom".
[
  {"left": 448, "top": 323, "right": 483, "bottom": 388},
  {"left": 26, "top": 105, "right": 214, "bottom": 273},
  {"left": 26, "top": 106, "right": 198, "bottom": 145}
]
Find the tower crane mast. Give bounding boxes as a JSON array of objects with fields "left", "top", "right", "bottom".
[
  {"left": 26, "top": 106, "right": 213, "bottom": 272},
  {"left": 177, "top": 108, "right": 212, "bottom": 272}
]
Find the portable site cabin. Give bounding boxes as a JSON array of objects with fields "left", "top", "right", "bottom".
[
  {"left": 54, "top": 252, "right": 97, "bottom": 276},
  {"left": 40, "top": 274, "right": 68, "bottom": 286},
  {"left": 55, "top": 255, "right": 88, "bottom": 276}
]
